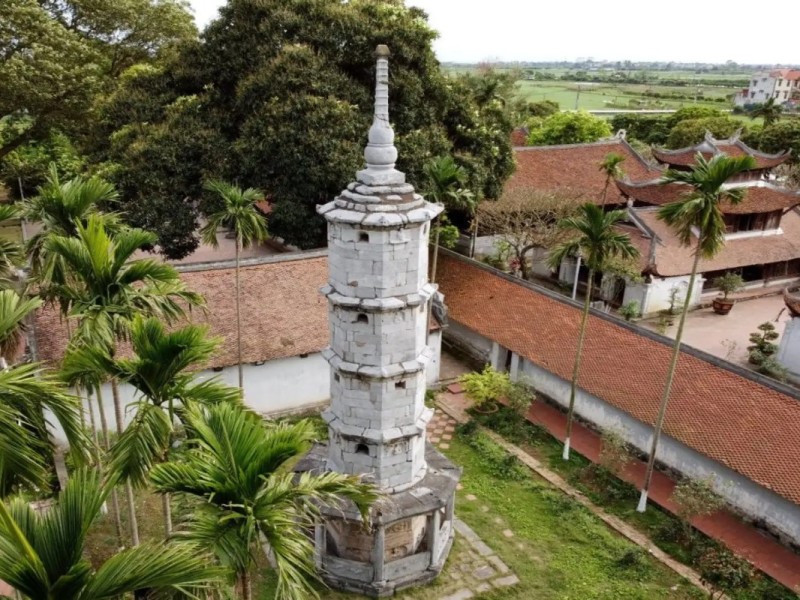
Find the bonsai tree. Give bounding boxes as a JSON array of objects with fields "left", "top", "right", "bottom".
[
  {"left": 713, "top": 273, "right": 744, "bottom": 299},
  {"left": 459, "top": 365, "right": 512, "bottom": 412},
  {"left": 747, "top": 321, "right": 780, "bottom": 365}
]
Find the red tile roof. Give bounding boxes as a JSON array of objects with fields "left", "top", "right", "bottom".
[
  {"left": 33, "top": 254, "right": 330, "bottom": 369},
  {"left": 632, "top": 207, "right": 800, "bottom": 277},
  {"left": 617, "top": 180, "right": 800, "bottom": 215},
  {"left": 507, "top": 139, "right": 660, "bottom": 205},
  {"left": 436, "top": 252, "right": 800, "bottom": 506},
  {"left": 652, "top": 138, "right": 790, "bottom": 170}
]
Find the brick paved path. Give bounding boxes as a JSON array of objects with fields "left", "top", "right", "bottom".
[{"left": 440, "top": 386, "right": 800, "bottom": 593}]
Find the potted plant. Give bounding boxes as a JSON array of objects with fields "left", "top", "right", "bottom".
[
  {"left": 711, "top": 273, "right": 744, "bottom": 315},
  {"left": 458, "top": 364, "right": 512, "bottom": 414}
]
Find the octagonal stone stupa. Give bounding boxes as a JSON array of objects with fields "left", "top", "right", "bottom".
[{"left": 295, "top": 45, "right": 460, "bottom": 597}]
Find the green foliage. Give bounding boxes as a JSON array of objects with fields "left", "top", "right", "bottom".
[
  {"left": 98, "top": 1, "right": 514, "bottom": 251},
  {"left": 458, "top": 365, "right": 513, "bottom": 410},
  {"left": 506, "top": 380, "right": 535, "bottom": 416},
  {"left": 696, "top": 547, "right": 756, "bottom": 599},
  {"left": 671, "top": 477, "right": 723, "bottom": 525},
  {"left": 664, "top": 106, "right": 726, "bottom": 129},
  {"left": 747, "top": 322, "right": 780, "bottom": 364},
  {"left": 755, "top": 120, "right": 800, "bottom": 164},
  {"left": 712, "top": 272, "right": 744, "bottom": 299},
  {"left": 0, "top": 0, "right": 196, "bottom": 159},
  {"left": 610, "top": 114, "right": 671, "bottom": 145},
  {"left": 666, "top": 117, "right": 741, "bottom": 149},
  {"left": 756, "top": 357, "right": 788, "bottom": 382},
  {"left": 0, "top": 469, "right": 223, "bottom": 600},
  {"left": 0, "top": 131, "right": 85, "bottom": 199},
  {"left": 151, "top": 403, "right": 378, "bottom": 600},
  {"left": 527, "top": 110, "right": 613, "bottom": 146},
  {"left": 619, "top": 300, "right": 641, "bottom": 321},
  {"left": 454, "top": 427, "right": 527, "bottom": 480}
]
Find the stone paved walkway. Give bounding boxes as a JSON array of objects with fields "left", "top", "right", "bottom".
[
  {"left": 440, "top": 386, "right": 800, "bottom": 594},
  {"left": 416, "top": 410, "right": 519, "bottom": 599}
]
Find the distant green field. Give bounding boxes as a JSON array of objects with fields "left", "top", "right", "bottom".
[{"left": 515, "top": 80, "right": 733, "bottom": 111}]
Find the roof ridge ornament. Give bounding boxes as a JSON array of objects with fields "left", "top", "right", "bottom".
[{"left": 357, "top": 44, "right": 406, "bottom": 187}]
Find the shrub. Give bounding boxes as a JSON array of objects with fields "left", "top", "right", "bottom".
[
  {"left": 696, "top": 547, "right": 756, "bottom": 599},
  {"left": 459, "top": 365, "right": 512, "bottom": 410},
  {"left": 506, "top": 380, "right": 535, "bottom": 416},
  {"left": 758, "top": 357, "right": 788, "bottom": 382},
  {"left": 712, "top": 273, "right": 744, "bottom": 299},
  {"left": 747, "top": 321, "right": 780, "bottom": 365},
  {"left": 671, "top": 476, "right": 723, "bottom": 541},
  {"left": 618, "top": 300, "right": 641, "bottom": 322}
]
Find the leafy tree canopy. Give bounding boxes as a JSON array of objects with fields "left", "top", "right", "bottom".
[
  {"left": 527, "top": 111, "right": 613, "bottom": 146},
  {"left": 665, "top": 116, "right": 741, "bottom": 149},
  {"left": 98, "top": 0, "right": 514, "bottom": 254},
  {"left": 755, "top": 119, "right": 800, "bottom": 164},
  {"left": 0, "top": 0, "right": 196, "bottom": 160}
]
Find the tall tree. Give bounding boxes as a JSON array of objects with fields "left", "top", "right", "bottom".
[
  {"left": 151, "top": 403, "right": 378, "bottom": 600},
  {"left": 45, "top": 215, "right": 203, "bottom": 545},
  {"left": 62, "top": 316, "right": 241, "bottom": 536},
  {"left": 423, "top": 157, "right": 476, "bottom": 283},
  {"left": 527, "top": 111, "right": 612, "bottom": 146},
  {"left": 548, "top": 204, "right": 639, "bottom": 460},
  {"left": 749, "top": 97, "right": 782, "bottom": 128},
  {"left": 599, "top": 153, "right": 626, "bottom": 206},
  {"left": 200, "top": 180, "right": 268, "bottom": 390},
  {"left": 0, "top": 0, "right": 197, "bottom": 159},
  {"left": 0, "top": 288, "right": 89, "bottom": 496},
  {"left": 97, "top": 0, "right": 514, "bottom": 255},
  {"left": 0, "top": 468, "right": 224, "bottom": 600},
  {"left": 637, "top": 154, "right": 756, "bottom": 512}
]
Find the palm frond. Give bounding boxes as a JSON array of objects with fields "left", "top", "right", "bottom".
[
  {"left": 201, "top": 180, "right": 269, "bottom": 249},
  {"left": 109, "top": 402, "right": 173, "bottom": 487},
  {"left": 0, "top": 290, "right": 42, "bottom": 360}
]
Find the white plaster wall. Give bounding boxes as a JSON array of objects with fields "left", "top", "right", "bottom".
[
  {"left": 427, "top": 329, "right": 442, "bottom": 386},
  {"left": 444, "top": 320, "right": 492, "bottom": 364},
  {"left": 52, "top": 353, "right": 332, "bottom": 441},
  {"left": 624, "top": 274, "right": 705, "bottom": 316},
  {"left": 444, "top": 320, "right": 800, "bottom": 546},
  {"left": 777, "top": 318, "right": 800, "bottom": 382}
]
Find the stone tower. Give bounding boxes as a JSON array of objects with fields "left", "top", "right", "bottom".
[{"left": 297, "top": 45, "right": 460, "bottom": 597}]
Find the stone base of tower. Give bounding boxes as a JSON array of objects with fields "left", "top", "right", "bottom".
[{"left": 295, "top": 442, "right": 461, "bottom": 597}]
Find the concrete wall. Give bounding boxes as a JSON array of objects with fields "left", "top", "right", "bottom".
[
  {"left": 777, "top": 317, "right": 800, "bottom": 382},
  {"left": 623, "top": 274, "right": 705, "bottom": 316},
  {"left": 445, "top": 320, "right": 800, "bottom": 546}
]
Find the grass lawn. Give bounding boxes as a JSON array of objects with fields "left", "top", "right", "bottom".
[{"left": 471, "top": 408, "right": 799, "bottom": 600}]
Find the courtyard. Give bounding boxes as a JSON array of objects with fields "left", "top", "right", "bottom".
[{"left": 641, "top": 294, "right": 791, "bottom": 368}]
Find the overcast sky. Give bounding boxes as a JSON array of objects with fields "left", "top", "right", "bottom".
[{"left": 188, "top": 0, "right": 799, "bottom": 65}]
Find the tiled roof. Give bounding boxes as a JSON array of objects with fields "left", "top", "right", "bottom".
[
  {"left": 33, "top": 254, "right": 330, "bottom": 369},
  {"left": 507, "top": 138, "right": 660, "bottom": 205},
  {"left": 617, "top": 180, "right": 800, "bottom": 215},
  {"left": 652, "top": 138, "right": 790, "bottom": 170},
  {"left": 436, "top": 252, "right": 800, "bottom": 506},
  {"left": 632, "top": 207, "right": 800, "bottom": 277}
]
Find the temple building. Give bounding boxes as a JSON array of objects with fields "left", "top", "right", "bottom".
[
  {"left": 651, "top": 131, "right": 791, "bottom": 181},
  {"left": 295, "top": 46, "right": 460, "bottom": 597}
]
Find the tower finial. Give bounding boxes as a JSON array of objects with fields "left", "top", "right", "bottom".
[{"left": 358, "top": 44, "right": 405, "bottom": 186}]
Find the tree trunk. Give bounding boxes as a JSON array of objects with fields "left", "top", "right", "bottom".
[
  {"left": 470, "top": 213, "right": 479, "bottom": 259},
  {"left": 112, "top": 379, "right": 140, "bottom": 545},
  {"left": 563, "top": 267, "right": 594, "bottom": 460},
  {"left": 95, "top": 385, "right": 124, "bottom": 546},
  {"left": 637, "top": 249, "right": 702, "bottom": 512},
  {"left": 239, "top": 569, "right": 252, "bottom": 600},
  {"left": 235, "top": 239, "right": 243, "bottom": 391},
  {"left": 601, "top": 179, "right": 609, "bottom": 207},
  {"left": 162, "top": 493, "right": 172, "bottom": 538},
  {"left": 431, "top": 227, "right": 441, "bottom": 284}
]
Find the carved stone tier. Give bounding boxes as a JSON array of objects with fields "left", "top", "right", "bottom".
[{"left": 296, "top": 442, "right": 460, "bottom": 598}]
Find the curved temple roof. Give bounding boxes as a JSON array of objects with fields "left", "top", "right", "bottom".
[{"left": 652, "top": 131, "right": 791, "bottom": 170}]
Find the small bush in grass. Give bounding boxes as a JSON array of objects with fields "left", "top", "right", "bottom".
[
  {"left": 614, "top": 547, "right": 653, "bottom": 577},
  {"left": 696, "top": 546, "right": 756, "bottom": 599}
]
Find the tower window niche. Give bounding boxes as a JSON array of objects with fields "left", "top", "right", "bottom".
[
  {"left": 355, "top": 443, "right": 369, "bottom": 455},
  {"left": 356, "top": 313, "right": 369, "bottom": 324},
  {"left": 359, "top": 232, "right": 369, "bottom": 242},
  {"left": 395, "top": 380, "right": 406, "bottom": 390}
]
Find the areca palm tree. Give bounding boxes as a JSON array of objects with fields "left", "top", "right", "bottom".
[
  {"left": 424, "top": 156, "right": 477, "bottom": 283},
  {"left": 749, "top": 97, "right": 782, "bottom": 128},
  {"left": 637, "top": 153, "right": 756, "bottom": 513},
  {"left": 0, "top": 289, "right": 89, "bottom": 496},
  {"left": 62, "top": 316, "right": 241, "bottom": 536},
  {"left": 45, "top": 215, "right": 204, "bottom": 545},
  {"left": 0, "top": 468, "right": 224, "bottom": 600},
  {"left": 200, "top": 180, "right": 268, "bottom": 391},
  {"left": 599, "top": 153, "right": 626, "bottom": 207},
  {"left": 0, "top": 204, "right": 25, "bottom": 289},
  {"left": 151, "top": 403, "right": 378, "bottom": 600},
  {"left": 548, "top": 203, "right": 639, "bottom": 460}
]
